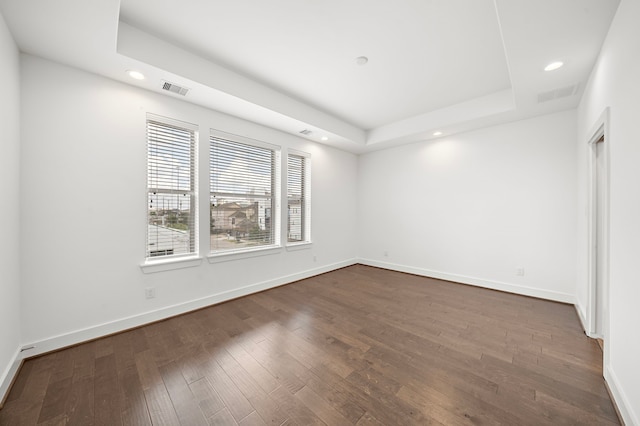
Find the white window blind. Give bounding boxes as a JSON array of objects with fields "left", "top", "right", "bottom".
[
  {"left": 146, "top": 116, "right": 197, "bottom": 259},
  {"left": 210, "top": 132, "right": 279, "bottom": 253},
  {"left": 287, "top": 152, "right": 311, "bottom": 243}
]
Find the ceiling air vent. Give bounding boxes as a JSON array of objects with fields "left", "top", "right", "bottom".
[
  {"left": 299, "top": 129, "right": 313, "bottom": 136},
  {"left": 537, "top": 84, "right": 579, "bottom": 103},
  {"left": 161, "top": 80, "right": 190, "bottom": 96}
]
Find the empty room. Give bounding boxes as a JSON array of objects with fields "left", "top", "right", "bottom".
[{"left": 1, "top": 0, "right": 639, "bottom": 424}]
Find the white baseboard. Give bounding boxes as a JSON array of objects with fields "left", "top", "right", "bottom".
[
  {"left": 574, "top": 299, "right": 604, "bottom": 339},
  {"left": 574, "top": 302, "right": 590, "bottom": 334},
  {"left": 19, "top": 259, "right": 358, "bottom": 359},
  {"left": 605, "top": 364, "right": 639, "bottom": 426},
  {"left": 358, "top": 258, "right": 575, "bottom": 304},
  {"left": 0, "top": 347, "right": 22, "bottom": 408}
]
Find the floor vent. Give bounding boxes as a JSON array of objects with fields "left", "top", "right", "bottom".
[{"left": 161, "top": 80, "right": 190, "bottom": 96}]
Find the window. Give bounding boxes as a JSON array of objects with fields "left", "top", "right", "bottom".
[
  {"left": 210, "top": 131, "right": 280, "bottom": 254},
  {"left": 146, "top": 115, "right": 197, "bottom": 260},
  {"left": 287, "top": 152, "right": 311, "bottom": 244}
]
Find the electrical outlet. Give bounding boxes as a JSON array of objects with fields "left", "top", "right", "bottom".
[
  {"left": 516, "top": 267, "right": 525, "bottom": 276},
  {"left": 384, "top": 251, "right": 389, "bottom": 257},
  {"left": 313, "top": 255, "right": 317, "bottom": 262},
  {"left": 145, "top": 287, "right": 156, "bottom": 299}
]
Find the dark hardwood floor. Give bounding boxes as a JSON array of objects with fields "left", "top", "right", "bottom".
[{"left": 0, "top": 265, "right": 619, "bottom": 425}]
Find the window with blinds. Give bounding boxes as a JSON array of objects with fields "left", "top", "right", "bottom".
[
  {"left": 146, "top": 115, "right": 197, "bottom": 260},
  {"left": 287, "top": 152, "right": 311, "bottom": 243},
  {"left": 210, "top": 131, "right": 280, "bottom": 253}
]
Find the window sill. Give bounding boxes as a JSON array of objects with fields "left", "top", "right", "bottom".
[
  {"left": 285, "top": 242, "right": 312, "bottom": 251},
  {"left": 208, "top": 245, "right": 282, "bottom": 263},
  {"left": 140, "top": 256, "right": 203, "bottom": 274}
]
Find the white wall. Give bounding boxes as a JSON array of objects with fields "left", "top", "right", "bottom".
[
  {"left": 0, "top": 10, "right": 22, "bottom": 403},
  {"left": 10, "top": 7, "right": 639, "bottom": 420},
  {"left": 576, "top": 0, "right": 640, "bottom": 423},
  {"left": 19, "top": 54, "right": 358, "bottom": 353},
  {"left": 358, "top": 111, "right": 578, "bottom": 302}
]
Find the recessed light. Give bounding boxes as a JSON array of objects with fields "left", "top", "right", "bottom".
[
  {"left": 127, "top": 70, "right": 145, "bottom": 80},
  {"left": 544, "top": 61, "right": 564, "bottom": 72},
  {"left": 321, "top": 136, "right": 329, "bottom": 141},
  {"left": 433, "top": 131, "right": 443, "bottom": 136},
  {"left": 355, "top": 56, "right": 369, "bottom": 66}
]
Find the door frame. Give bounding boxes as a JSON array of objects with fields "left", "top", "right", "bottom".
[{"left": 586, "top": 107, "right": 610, "bottom": 342}]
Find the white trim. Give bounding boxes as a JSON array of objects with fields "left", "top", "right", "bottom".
[
  {"left": 287, "top": 147, "right": 311, "bottom": 158},
  {"left": 585, "top": 107, "right": 610, "bottom": 345},
  {"left": 208, "top": 245, "right": 282, "bottom": 263},
  {"left": 285, "top": 242, "right": 312, "bottom": 251},
  {"left": 0, "top": 347, "right": 22, "bottom": 408},
  {"left": 358, "top": 258, "right": 575, "bottom": 304},
  {"left": 140, "top": 256, "right": 203, "bottom": 273},
  {"left": 146, "top": 112, "right": 198, "bottom": 131},
  {"left": 210, "top": 128, "right": 280, "bottom": 151},
  {"left": 605, "top": 365, "right": 639, "bottom": 426},
  {"left": 574, "top": 302, "right": 592, "bottom": 337},
  {"left": 19, "top": 259, "right": 358, "bottom": 359}
]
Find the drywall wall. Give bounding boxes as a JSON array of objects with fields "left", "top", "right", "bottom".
[
  {"left": 358, "top": 110, "right": 578, "bottom": 302},
  {"left": 0, "top": 10, "right": 21, "bottom": 403},
  {"left": 576, "top": 0, "right": 640, "bottom": 423},
  {"left": 19, "top": 54, "right": 358, "bottom": 353}
]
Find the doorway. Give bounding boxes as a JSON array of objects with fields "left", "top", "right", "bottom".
[{"left": 587, "top": 111, "right": 609, "bottom": 348}]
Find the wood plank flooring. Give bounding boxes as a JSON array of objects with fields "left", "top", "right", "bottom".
[{"left": 0, "top": 265, "right": 619, "bottom": 425}]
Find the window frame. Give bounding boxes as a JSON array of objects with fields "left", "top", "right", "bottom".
[
  {"left": 286, "top": 149, "right": 311, "bottom": 247},
  {"left": 144, "top": 114, "right": 199, "bottom": 264},
  {"left": 208, "top": 129, "right": 281, "bottom": 258}
]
